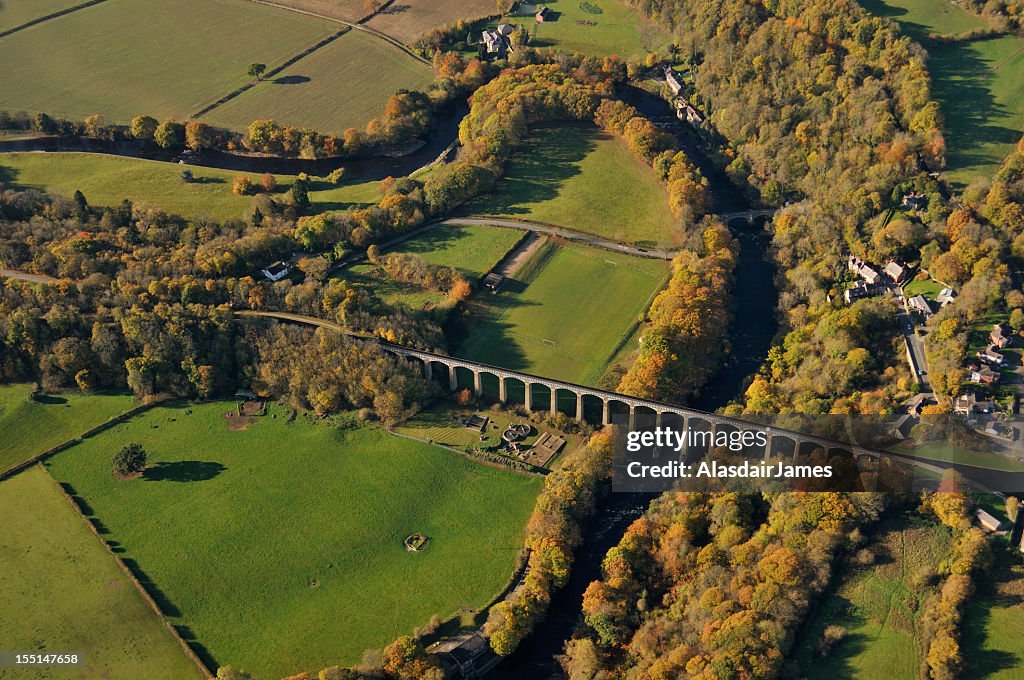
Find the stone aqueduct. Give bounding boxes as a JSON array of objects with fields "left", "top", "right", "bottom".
[{"left": 237, "top": 311, "right": 880, "bottom": 462}]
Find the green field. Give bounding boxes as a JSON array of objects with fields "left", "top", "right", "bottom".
[
  {"left": 795, "top": 512, "right": 951, "bottom": 679},
  {"left": 44, "top": 402, "right": 541, "bottom": 677},
  {"left": 0, "top": 0, "right": 337, "bottom": 124},
  {"left": 0, "top": 0, "right": 81, "bottom": 32},
  {"left": 902, "top": 276, "right": 943, "bottom": 300},
  {"left": 465, "top": 125, "right": 680, "bottom": 245},
  {"left": 338, "top": 223, "right": 523, "bottom": 310},
  {"left": 0, "top": 384, "right": 135, "bottom": 475},
  {"left": 860, "top": 0, "right": 1024, "bottom": 186},
  {"left": 205, "top": 29, "right": 432, "bottom": 134},
  {"left": 962, "top": 551, "right": 1024, "bottom": 679},
  {"left": 456, "top": 241, "right": 667, "bottom": 385},
  {"left": 0, "top": 465, "right": 204, "bottom": 680},
  {"left": 494, "top": 0, "right": 665, "bottom": 58},
  {"left": 0, "top": 152, "right": 381, "bottom": 221}
]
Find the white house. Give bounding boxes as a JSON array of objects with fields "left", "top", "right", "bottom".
[{"left": 261, "top": 261, "right": 290, "bottom": 282}]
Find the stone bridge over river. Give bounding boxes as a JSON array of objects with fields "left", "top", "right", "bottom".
[{"left": 237, "top": 311, "right": 883, "bottom": 463}]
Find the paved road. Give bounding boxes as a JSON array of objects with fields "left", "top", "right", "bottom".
[
  {"left": 442, "top": 217, "right": 680, "bottom": 259},
  {"left": 898, "top": 295, "right": 932, "bottom": 392},
  {"left": 0, "top": 268, "right": 60, "bottom": 284}
]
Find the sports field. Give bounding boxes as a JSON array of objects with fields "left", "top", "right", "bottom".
[
  {"left": 366, "top": 0, "right": 495, "bottom": 42},
  {"left": 489, "top": 0, "right": 664, "bottom": 58},
  {"left": 0, "top": 0, "right": 337, "bottom": 124},
  {"left": 0, "top": 383, "right": 135, "bottom": 476},
  {"left": 0, "top": 152, "right": 381, "bottom": 221},
  {"left": 456, "top": 241, "right": 668, "bottom": 385},
  {"left": 860, "top": 0, "right": 1024, "bottom": 187},
  {"left": 795, "top": 512, "right": 951, "bottom": 679},
  {"left": 466, "top": 125, "right": 680, "bottom": 246},
  {"left": 0, "top": 0, "right": 81, "bottom": 32},
  {"left": 0, "top": 465, "right": 204, "bottom": 680},
  {"left": 44, "top": 402, "right": 541, "bottom": 677},
  {"left": 204, "top": 29, "right": 432, "bottom": 133}
]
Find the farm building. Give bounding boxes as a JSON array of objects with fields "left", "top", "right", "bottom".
[
  {"left": 483, "top": 273, "right": 505, "bottom": 292},
  {"left": 976, "top": 508, "right": 1010, "bottom": 532},
  {"left": 260, "top": 261, "right": 290, "bottom": 282},
  {"left": 536, "top": 6, "right": 550, "bottom": 21}
]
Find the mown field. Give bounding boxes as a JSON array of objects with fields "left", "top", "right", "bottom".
[
  {"left": 0, "top": 152, "right": 381, "bottom": 221},
  {"left": 0, "top": 465, "right": 204, "bottom": 680},
  {"left": 795, "top": 512, "right": 951, "bottom": 679},
  {"left": 456, "top": 240, "right": 667, "bottom": 385},
  {"left": 204, "top": 29, "right": 433, "bottom": 134},
  {"left": 270, "top": 0, "right": 367, "bottom": 22},
  {"left": 896, "top": 442, "right": 1024, "bottom": 472},
  {"left": 44, "top": 402, "right": 541, "bottom": 677},
  {"left": 465, "top": 125, "right": 680, "bottom": 245},
  {"left": 489, "top": 0, "right": 663, "bottom": 58},
  {"left": 338, "top": 223, "right": 522, "bottom": 310},
  {"left": 962, "top": 550, "right": 1024, "bottom": 679},
  {"left": 0, "top": 0, "right": 337, "bottom": 124},
  {"left": 366, "top": 0, "right": 496, "bottom": 42},
  {"left": 0, "top": 383, "right": 135, "bottom": 475},
  {"left": 860, "top": 0, "right": 1024, "bottom": 187},
  {"left": 0, "top": 0, "right": 80, "bottom": 32}
]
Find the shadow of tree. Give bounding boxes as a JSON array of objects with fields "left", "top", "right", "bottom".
[
  {"left": 34, "top": 393, "right": 68, "bottom": 404},
  {"left": 274, "top": 74, "right": 311, "bottom": 85},
  {"left": 142, "top": 460, "right": 226, "bottom": 482},
  {"left": 961, "top": 549, "right": 1024, "bottom": 677}
]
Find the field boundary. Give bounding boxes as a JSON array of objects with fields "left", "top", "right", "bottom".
[
  {"left": 192, "top": 27, "right": 351, "bottom": 119},
  {"left": 0, "top": 395, "right": 166, "bottom": 481},
  {"left": 246, "top": 0, "right": 431, "bottom": 64},
  {"left": 39, "top": 463, "right": 214, "bottom": 678},
  {"left": 0, "top": 0, "right": 108, "bottom": 40}
]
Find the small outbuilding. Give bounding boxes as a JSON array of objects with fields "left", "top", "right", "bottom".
[{"left": 261, "top": 261, "right": 290, "bottom": 282}]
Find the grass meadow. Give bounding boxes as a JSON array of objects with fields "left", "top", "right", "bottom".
[
  {"left": 795, "top": 512, "right": 951, "bottom": 679},
  {"left": 44, "top": 401, "right": 541, "bottom": 677},
  {"left": 0, "top": 0, "right": 81, "bottom": 32},
  {"left": 338, "top": 223, "right": 523, "bottom": 310},
  {"left": 0, "top": 0, "right": 337, "bottom": 124},
  {"left": 860, "top": 0, "right": 1024, "bottom": 187},
  {"left": 0, "top": 152, "right": 382, "bottom": 221},
  {"left": 204, "top": 29, "right": 433, "bottom": 134},
  {"left": 0, "top": 383, "right": 135, "bottom": 475},
  {"left": 465, "top": 125, "right": 680, "bottom": 246},
  {"left": 895, "top": 442, "right": 1024, "bottom": 472},
  {"left": 491, "top": 0, "right": 665, "bottom": 58},
  {"left": 0, "top": 465, "right": 204, "bottom": 680},
  {"left": 456, "top": 240, "right": 668, "bottom": 385},
  {"left": 962, "top": 549, "right": 1024, "bottom": 679}
]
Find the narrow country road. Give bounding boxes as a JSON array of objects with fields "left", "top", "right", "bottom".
[
  {"left": 442, "top": 217, "right": 680, "bottom": 259},
  {"left": 0, "top": 268, "right": 60, "bottom": 284}
]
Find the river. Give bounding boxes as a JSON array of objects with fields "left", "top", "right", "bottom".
[
  {"left": 487, "top": 87, "right": 779, "bottom": 678},
  {"left": 0, "top": 101, "right": 467, "bottom": 182}
]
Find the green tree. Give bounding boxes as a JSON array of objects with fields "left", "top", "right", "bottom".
[
  {"left": 112, "top": 443, "right": 147, "bottom": 478},
  {"left": 247, "top": 63, "right": 266, "bottom": 80}
]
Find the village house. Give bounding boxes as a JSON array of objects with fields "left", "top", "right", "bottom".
[
  {"left": 908, "top": 294, "right": 934, "bottom": 318},
  {"left": 978, "top": 345, "right": 1005, "bottom": 366},
  {"left": 481, "top": 23, "right": 514, "bottom": 54},
  {"left": 844, "top": 280, "right": 881, "bottom": 304},
  {"left": 937, "top": 287, "right": 956, "bottom": 307},
  {"left": 664, "top": 65, "right": 683, "bottom": 95},
  {"left": 848, "top": 255, "right": 882, "bottom": 285},
  {"left": 990, "top": 323, "right": 1012, "bottom": 349},
  {"left": 969, "top": 363, "right": 999, "bottom": 385},
  {"left": 953, "top": 392, "right": 995, "bottom": 416},
  {"left": 884, "top": 261, "right": 907, "bottom": 284},
  {"left": 891, "top": 413, "right": 917, "bottom": 440},
  {"left": 902, "top": 191, "right": 927, "bottom": 210},
  {"left": 260, "top": 261, "right": 290, "bottom": 282}
]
